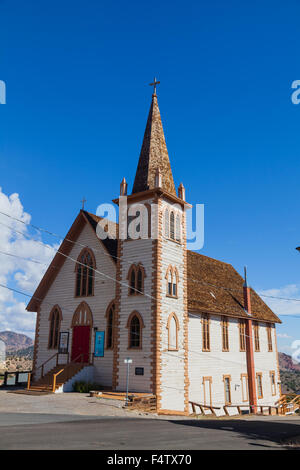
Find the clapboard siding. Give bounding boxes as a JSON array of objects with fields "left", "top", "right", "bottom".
[
  {"left": 35, "top": 222, "right": 116, "bottom": 386},
  {"left": 188, "top": 315, "right": 280, "bottom": 408},
  {"left": 159, "top": 199, "right": 186, "bottom": 412},
  {"left": 116, "top": 236, "right": 153, "bottom": 392}
]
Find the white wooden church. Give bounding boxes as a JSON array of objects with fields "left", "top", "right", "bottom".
[{"left": 27, "top": 86, "right": 281, "bottom": 415}]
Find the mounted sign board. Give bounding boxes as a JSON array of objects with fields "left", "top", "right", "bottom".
[
  {"left": 58, "top": 332, "right": 69, "bottom": 354},
  {"left": 94, "top": 331, "right": 105, "bottom": 357}
]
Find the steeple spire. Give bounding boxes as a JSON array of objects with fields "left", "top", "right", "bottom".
[{"left": 132, "top": 89, "right": 176, "bottom": 195}]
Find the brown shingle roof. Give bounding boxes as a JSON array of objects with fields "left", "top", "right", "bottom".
[
  {"left": 26, "top": 211, "right": 118, "bottom": 312},
  {"left": 83, "top": 211, "right": 118, "bottom": 262},
  {"left": 132, "top": 94, "right": 176, "bottom": 195},
  {"left": 187, "top": 250, "right": 281, "bottom": 323}
]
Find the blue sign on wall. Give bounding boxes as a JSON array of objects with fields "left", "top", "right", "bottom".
[{"left": 94, "top": 331, "right": 105, "bottom": 357}]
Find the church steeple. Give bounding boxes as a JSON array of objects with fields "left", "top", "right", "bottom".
[{"left": 132, "top": 88, "right": 176, "bottom": 196}]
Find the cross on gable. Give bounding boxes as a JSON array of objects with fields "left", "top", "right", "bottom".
[{"left": 81, "top": 197, "right": 87, "bottom": 210}]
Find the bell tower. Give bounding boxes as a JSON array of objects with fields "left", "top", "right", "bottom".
[{"left": 113, "top": 84, "right": 190, "bottom": 414}]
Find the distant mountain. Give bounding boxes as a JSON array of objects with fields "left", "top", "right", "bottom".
[
  {"left": 0, "top": 331, "right": 34, "bottom": 353},
  {"left": 7, "top": 345, "right": 34, "bottom": 358},
  {"left": 279, "top": 352, "right": 300, "bottom": 372}
]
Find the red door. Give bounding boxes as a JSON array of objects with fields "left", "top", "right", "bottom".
[{"left": 71, "top": 326, "right": 90, "bottom": 363}]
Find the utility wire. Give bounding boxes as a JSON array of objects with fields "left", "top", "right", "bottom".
[{"left": 1, "top": 209, "right": 300, "bottom": 303}]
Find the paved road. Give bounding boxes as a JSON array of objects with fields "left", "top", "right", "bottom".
[{"left": 0, "top": 413, "right": 299, "bottom": 449}]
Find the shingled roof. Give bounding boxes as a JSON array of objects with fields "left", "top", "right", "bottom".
[
  {"left": 187, "top": 250, "right": 281, "bottom": 323},
  {"left": 132, "top": 93, "right": 176, "bottom": 195}
]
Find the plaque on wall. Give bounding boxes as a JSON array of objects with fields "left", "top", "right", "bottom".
[{"left": 59, "top": 332, "right": 69, "bottom": 354}]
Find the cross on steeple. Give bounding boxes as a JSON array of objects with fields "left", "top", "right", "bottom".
[
  {"left": 81, "top": 197, "right": 87, "bottom": 210},
  {"left": 149, "top": 77, "right": 160, "bottom": 95}
]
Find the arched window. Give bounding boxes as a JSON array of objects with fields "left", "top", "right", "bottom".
[
  {"left": 130, "top": 268, "right": 136, "bottom": 295},
  {"left": 168, "top": 270, "right": 173, "bottom": 296},
  {"left": 75, "top": 248, "right": 96, "bottom": 297},
  {"left": 166, "top": 266, "right": 179, "bottom": 298},
  {"left": 170, "top": 211, "right": 175, "bottom": 240},
  {"left": 127, "top": 264, "right": 145, "bottom": 296},
  {"left": 71, "top": 302, "right": 93, "bottom": 327},
  {"left": 137, "top": 267, "right": 143, "bottom": 293},
  {"left": 105, "top": 301, "right": 115, "bottom": 349},
  {"left": 127, "top": 311, "right": 144, "bottom": 349},
  {"left": 164, "top": 208, "right": 169, "bottom": 238},
  {"left": 175, "top": 214, "right": 181, "bottom": 242},
  {"left": 48, "top": 306, "right": 62, "bottom": 349},
  {"left": 167, "top": 313, "right": 179, "bottom": 351}
]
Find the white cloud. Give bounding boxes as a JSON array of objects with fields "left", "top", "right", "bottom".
[
  {"left": 0, "top": 188, "right": 59, "bottom": 337},
  {"left": 258, "top": 284, "right": 300, "bottom": 317},
  {"left": 277, "top": 333, "right": 292, "bottom": 339}
]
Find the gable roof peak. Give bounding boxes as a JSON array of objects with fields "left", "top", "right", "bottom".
[{"left": 132, "top": 93, "right": 176, "bottom": 195}]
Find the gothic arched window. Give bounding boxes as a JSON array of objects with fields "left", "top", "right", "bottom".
[
  {"left": 75, "top": 248, "right": 96, "bottom": 297},
  {"left": 167, "top": 313, "right": 179, "bottom": 351},
  {"left": 129, "top": 268, "right": 136, "bottom": 295},
  {"left": 164, "top": 208, "right": 169, "bottom": 238},
  {"left": 175, "top": 214, "right": 181, "bottom": 242},
  {"left": 106, "top": 301, "right": 115, "bottom": 349},
  {"left": 166, "top": 266, "right": 179, "bottom": 298},
  {"left": 127, "top": 311, "right": 144, "bottom": 349},
  {"left": 127, "top": 264, "right": 145, "bottom": 296},
  {"left": 48, "top": 306, "right": 62, "bottom": 349},
  {"left": 170, "top": 211, "right": 175, "bottom": 240}
]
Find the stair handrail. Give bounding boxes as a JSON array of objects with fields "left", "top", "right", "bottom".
[
  {"left": 35, "top": 352, "right": 59, "bottom": 378},
  {"left": 51, "top": 353, "right": 86, "bottom": 390},
  {"left": 52, "top": 369, "right": 64, "bottom": 393}
]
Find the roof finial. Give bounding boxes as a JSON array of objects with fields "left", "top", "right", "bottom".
[
  {"left": 149, "top": 77, "right": 160, "bottom": 95},
  {"left": 81, "top": 197, "right": 86, "bottom": 210}
]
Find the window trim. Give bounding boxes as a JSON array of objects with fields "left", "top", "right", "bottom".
[
  {"left": 267, "top": 324, "right": 273, "bottom": 352},
  {"left": 127, "top": 263, "right": 146, "bottom": 296},
  {"left": 221, "top": 316, "right": 229, "bottom": 352},
  {"left": 48, "top": 305, "right": 62, "bottom": 350},
  {"left": 105, "top": 300, "right": 115, "bottom": 350},
  {"left": 202, "top": 376, "right": 212, "bottom": 407},
  {"left": 256, "top": 372, "right": 263, "bottom": 399},
  {"left": 126, "top": 311, "right": 145, "bottom": 350},
  {"left": 74, "top": 248, "right": 96, "bottom": 298},
  {"left": 165, "top": 265, "right": 179, "bottom": 299},
  {"left": 202, "top": 314, "right": 210, "bottom": 352},
  {"left": 163, "top": 207, "right": 182, "bottom": 244},
  {"left": 241, "top": 373, "right": 249, "bottom": 402},
  {"left": 270, "top": 370, "right": 276, "bottom": 396},
  {"left": 238, "top": 319, "right": 246, "bottom": 352},
  {"left": 253, "top": 321, "right": 260, "bottom": 352},
  {"left": 166, "top": 312, "right": 180, "bottom": 351},
  {"left": 223, "top": 374, "right": 232, "bottom": 405}
]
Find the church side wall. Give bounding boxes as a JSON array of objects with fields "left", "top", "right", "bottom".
[
  {"left": 188, "top": 315, "right": 280, "bottom": 410},
  {"left": 35, "top": 223, "right": 116, "bottom": 386}
]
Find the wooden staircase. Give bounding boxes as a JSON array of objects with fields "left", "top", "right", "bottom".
[
  {"left": 28, "top": 362, "right": 86, "bottom": 394},
  {"left": 12, "top": 352, "right": 94, "bottom": 395}
]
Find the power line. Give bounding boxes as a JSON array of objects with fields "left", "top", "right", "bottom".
[{"left": 1, "top": 209, "right": 300, "bottom": 303}]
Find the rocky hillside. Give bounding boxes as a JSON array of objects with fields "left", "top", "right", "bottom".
[
  {"left": 278, "top": 352, "right": 300, "bottom": 372},
  {"left": 278, "top": 352, "right": 300, "bottom": 394},
  {"left": 0, "top": 331, "right": 33, "bottom": 353}
]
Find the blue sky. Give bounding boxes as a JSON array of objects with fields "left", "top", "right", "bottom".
[{"left": 0, "top": 0, "right": 300, "bottom": 353}]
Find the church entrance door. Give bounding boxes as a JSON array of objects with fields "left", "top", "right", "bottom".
[
  {"left": 71, "top": 302, "right": 93, "bottom": 363},
  {"left": 71, "top": 325, "right": 90, "bottom": 363}
]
